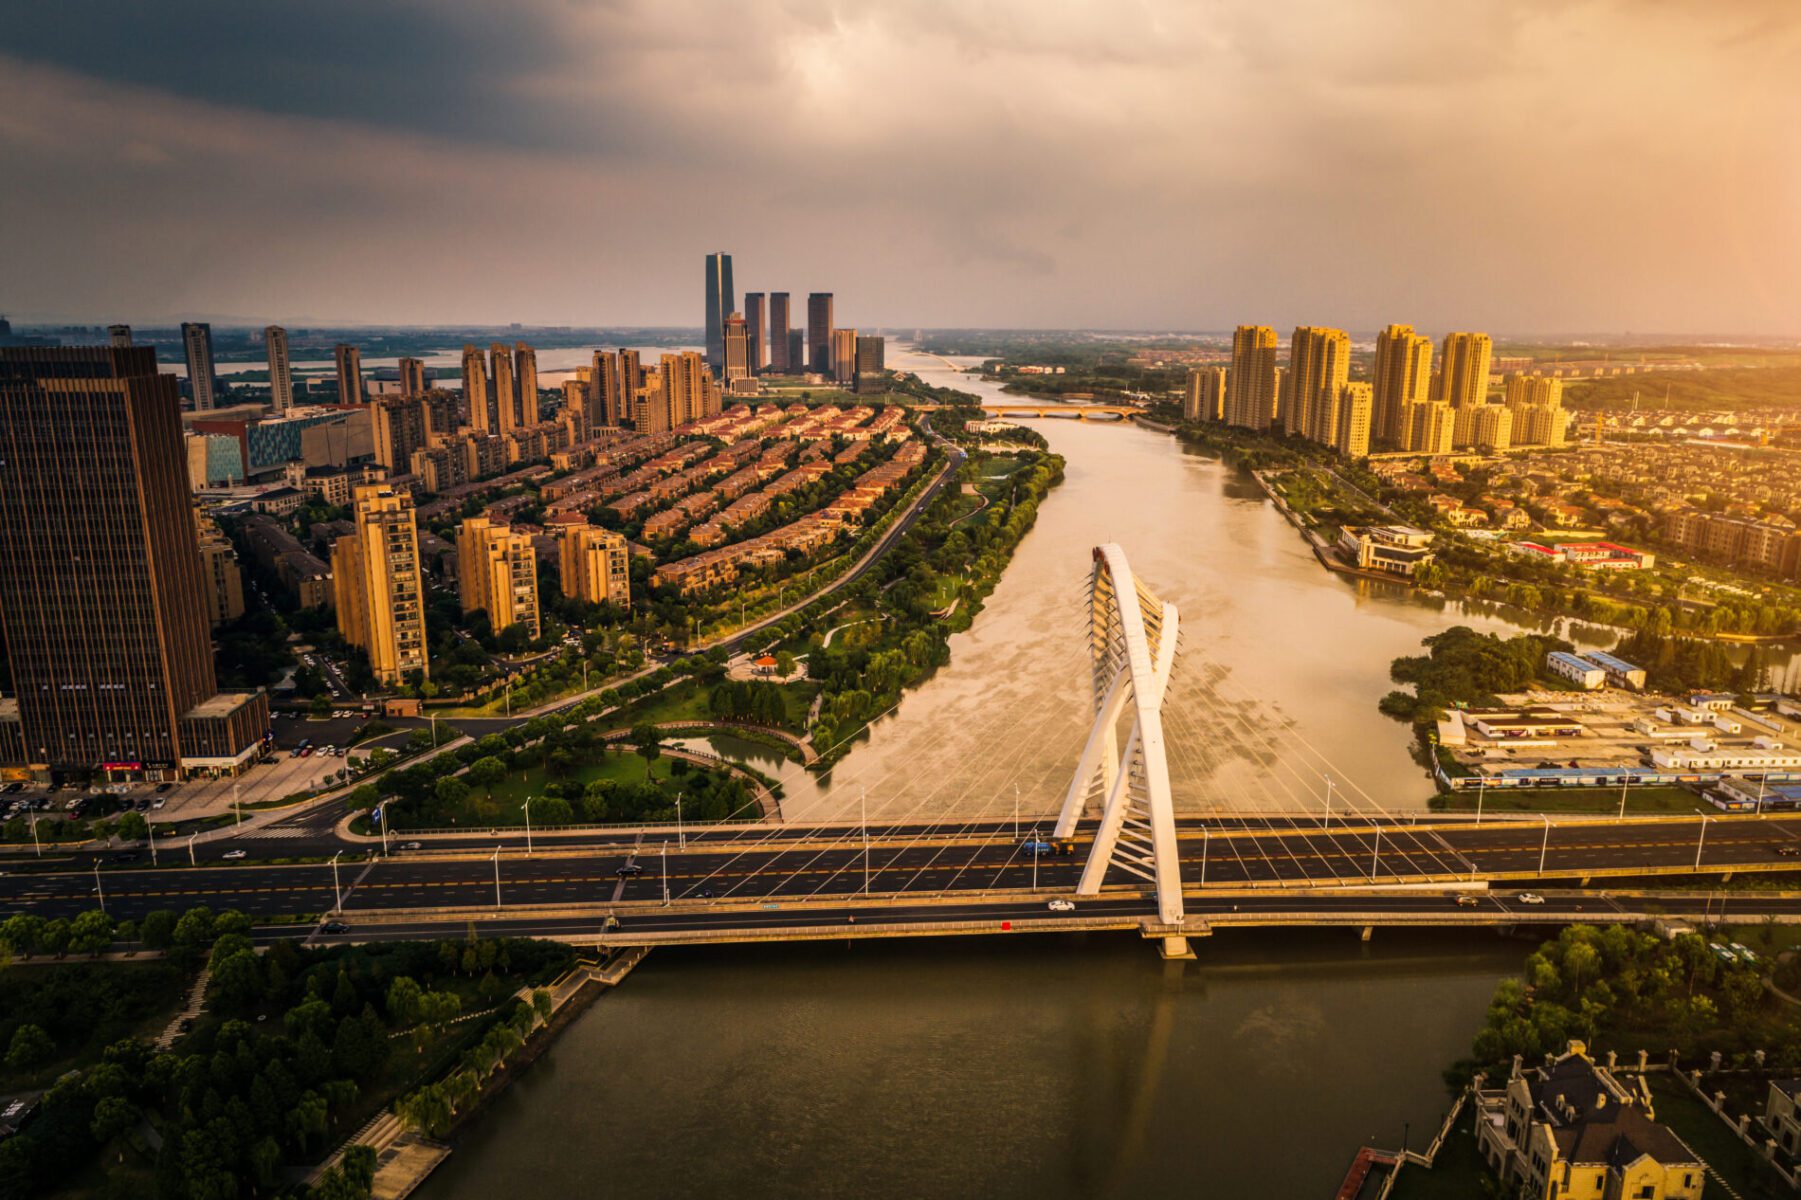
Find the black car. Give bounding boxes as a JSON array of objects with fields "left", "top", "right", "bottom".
[
  {"left": 322, "top": 921, "right": 350, "bottom": 934},
  {"left": 155, "top": 783, "right": 173, "bottom": 794},
  {"left": 110, "top": 852, "right": 140, "bottom": 864},
  {"left": 616, "top": 863, "right": 644, "bottom": 877}
]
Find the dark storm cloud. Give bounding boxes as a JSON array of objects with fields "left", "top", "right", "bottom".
[{"left": 1, "top": 0, "right": 1798, "bottom": 332}]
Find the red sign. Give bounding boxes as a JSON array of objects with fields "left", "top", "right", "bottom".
[{"left": 1001, "top": 921, "right": 1012, "bottom": 931}]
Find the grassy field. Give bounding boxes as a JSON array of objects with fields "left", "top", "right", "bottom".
[
  {"left": 1649, "top": 1076, "right": 1795, "bottom": 1199},
  {"left": 473, "top": 750, "right": 678, "bottom": 814},
  {"left": 1388, "top": 1116, "right": 1492, "bottom": 1199},
  {"left": 1567, "top": 363, "right": 1801, "bottom": 411},
  {"left": 1434, "top": 785, "right": 1706, "bottom": 815}
]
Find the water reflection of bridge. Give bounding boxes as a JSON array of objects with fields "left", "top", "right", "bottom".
[{"left": 978, "top": 402, "right": 1138, "bottom": 420}]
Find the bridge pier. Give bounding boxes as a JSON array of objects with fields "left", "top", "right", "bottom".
[
  {"left": 1158, "top": 936, "right": 1196, "bottom": 961},
  {"left": 1360, "top": 925, "right": 1373, "bottom": 943}
]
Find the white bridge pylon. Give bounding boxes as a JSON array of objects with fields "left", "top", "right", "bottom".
[{"left": 1053, "top": 544, "right": 1185, "bottom": 929}]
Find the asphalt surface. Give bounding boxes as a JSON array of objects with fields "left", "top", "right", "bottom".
[{"left": 8, "top": 813, "right": 1801, "bottom": 928}]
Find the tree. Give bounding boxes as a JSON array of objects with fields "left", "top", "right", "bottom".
[
  {"left": 386, "top": 976, "right": 424, "bottom": 1025},
  {"left": 631, "top": 725, "right": 663, "bottom": 771},
  {"left": 466, "top": 758, "right": 506, "bottom": 800},
  {"left": 116, "top": 810, "right": 149, "bottom": 842},
  {"left": 4, "top": 1023, "right": 52, "bottom": 1070},
  {"left": 67, "top": 909, "right": 114, "bottom": 955},
  {"left": 90, "top": 1094, "right": 139, "bottom": 1142},
  {"left": 139, "top": 908, "right": 177, "bottom": 950}
]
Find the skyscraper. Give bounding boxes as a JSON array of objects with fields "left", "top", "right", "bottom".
[
  {"left": 1184, "top": 367, "right": 1226, "bottom": 422},
  {"left": 591, "top": 350, "right": 622, "bottom": 428},
  {"left": 1402, "top": 401, "right": 1455, "bottom": 455},
  {"left": 723, "top": 313, "right": 752, "bottom": 382},
  {"left": 704, "top": 252, "right": 735, "bottom": 377},
  {"left": 462, "top": 344, "right": 491, "bottom": 434},
  {"left": 661, "top": 351, "right": 713, "bottom": 425},
  {"left": 457, "top": 517, "right": 540, "bottom": 639},
  {"left": 107, "top": 324, "right": 132, "bottom": 347},
  {"left": 1372, "top": 324, "right": 1432, "bottom": 445},
  {"left": 488, "top": 343, "right": 516, "bottom": 435},
  {"left": 513, "top": 342, "right": 539, "bottom": 427},
  {"left": 1284, "top": 326, "right": 1350, "bottom": 442},
  {"left": 1226, "top": 325, "right": 1279, "bottom": 431},
  {"left": 744, "top": 293, "right": 766, "bottom": 374},
  {"left": 332, "top": 485, "right": 428, "bottom": 684},
  {"left": 398, "top": 356, "right": 427, "bottom": 395},
  {"left": 768, "top": 293, "right": 791, "bottom": 373},
  {"left": 181, "top": 321, "right": 218, "bottom": 411},
  {"left": 0, "top": 346, "right": 267, "bottom": 778},
  {"left": 1334, "top": 382, "right": 1373, "bottom": 459},
  {"left": 557, "top": 524, "right": 631, "bottom": 610},
  {"left": 618, "top": 349, "right": 643, "bottom": 426},
  {"left": 334, "top": 343, "right": 364, "bottom": 405},
  {"left": 807, "top": 293, "right": 834, "bottom": 373},
  {"left": 832, "top": 329, "right": 858, "bottom": 384},
  {"left": 265, "top": 325, "right": 294, "bottom": 414},
  {"left": 1432, "top": 331, "right": 1493, "bottom": 409},
  {"left": 787, "top": 330, "right": 804, "bottom": 371}
]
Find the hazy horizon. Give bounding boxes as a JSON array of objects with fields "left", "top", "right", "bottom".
[{"left": 3, "top": 1, "right": 1799, "bottom": 335}]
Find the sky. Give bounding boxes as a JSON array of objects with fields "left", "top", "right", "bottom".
[{"left": 1, "top": 0, "right": 1798, "bottom": 334}]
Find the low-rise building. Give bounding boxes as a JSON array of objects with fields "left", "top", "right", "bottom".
[
  {"left": 1474, "top": 1042, "right": 1704, "bottom": 1200},
  {"left": 1547, "top": 651, "right": 1606, "bottom": 690},
  {"left": 1337, "top": 524, "right": 1435, "bottom": 577}
]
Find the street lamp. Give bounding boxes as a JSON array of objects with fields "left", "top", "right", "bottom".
[
  {"left": 492, "top": 847, "right": 502, "bottom": 909},
  {"left": 1201, "top": 826, "right": 1209, "bottom": 887},
  {"left": 1475, "top": 779, "right": 1486, "bottom": 826},
  {"left": 1323, "top": 775, "right": 1333, "bottom": 831},
  {"left": 522, "top": 795, "right": 534, "bottom": 857},
  {"left": 330, "top": 851, "right": 343, "bottom": 913},
  {"left": 1695, "top": 815, "right": 1713, "bottom": 871},
  {"left": 1031, "top": 826, "right": 1040, "bottom": 893},
  {"left": 233, "top": 781, "right": 242, "bottom": 828},
  {"left": 1617, "top": 775, "right": 1629, "bottom": 821},
  {"left": 188, "top": 832, "right": 198, "bottom": 867},
  {"left": 1538, "top": 815, "right": 1552, "bottom": 876},
  {"left": 1371, "top": 824, "right": 1382, "bottom": 881},
  {"left": 675, "top": 792, "right": 685, "bottom": 851},
  {"left": 94, "top": 863, "right": 105, "bottom": 915},
  {"left": 29, "top": 810, "right": 40, "bottom": 858},
  {"left": 661, "top": 840, "right": 670, "bottom": 907},
  {"left": 148, "top": 825, "right": 157, "bottom": 866},
  {"left": 861, "top": 790, "right": 870, "bottom": 895},
  {"left": 1014, "top": 783, "right": 1020, "bottom": 841}
]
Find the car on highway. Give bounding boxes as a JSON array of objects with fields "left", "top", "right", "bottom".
[
  {"left": 1775, "top": 845, "right": 1801, "bottom": 857},
  {"left": 1046, "top": 899, "right": 1076, "bottom": 912},
  {"left": 222, "top": 849, "right": 247, "bottom": 860},
  {"left": 400, "top": 841, "right": 422, "bottom": 851},
  {"left": 321, "top": 921, "right": 350, "bottom": 934},
  {"left": 616, "top": 863, "right": 644, "bottom": 877},
  {"left": 1515, "top": 892, "right": 1546, "bottom": 905},
  {"left": 1455, "top": 894, "right": 1481, "bottom": 907}
]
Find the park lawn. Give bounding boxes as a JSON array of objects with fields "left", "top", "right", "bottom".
[
  {"left": 1388, "top": 1116, "right": 1494, "bottom": 1200},
  {"left": 609, "top": 675, "right": 816, "bottom": 734},
  {"left": 1648, "top": 1076, "right": 1795, "bottom": 1199},
  {"left": 1435, "top": 785, "right": 1705, "bottom": 816},
  {"left": 476, "top": 749, "right": 678, "bottom": 815}
]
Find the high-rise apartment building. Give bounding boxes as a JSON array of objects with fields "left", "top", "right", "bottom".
[
  {"left": 265, "top": 325, "right": 295, "bottom": 414},
  {"left": 744, "top": 293, "right": 766, "bottom": 374},
  {"left": 1372, "top": 324, "right": 1432, "bottom": 445},
  {"left": 1472, "top": 404, "right": 1514, "bottom": 451},
  {"left": 398, "top": 356, "right": 427, "bottom": 395},
  {"left": 332, "top": 485, "right": 428, "bottom": 684},
  {"left": 182, "top": 321, "right": 218, "bottom": 411},
  {"left": 832, "top": 329, "right": 858, "bottom": 384},
  {"left": 723, "top": 313, "right": 752, "bottom": 382},
  {"left": 854, "top": 335, "right": 886, "bottom": 392},
  {"left": 1334, "top": 382, "right": 1373, "bottom": 459},
  {"left": 635, "top": 372, "right": 672, "bottom": 434},
  {"left": 107, "top": 324, "right": 133, "bottom": 347},
  {"left": 1185, "top": 367, "right": 1226, "bottom": 422},
  {"left": 513, "top": 342, "right": 539, "bottom": 428},
  {"left": 195, "top": 511, "right": 245, "bottom": 627},
  {"left": 487, "top": 343, "right": 517, "bottom": 435},
  {"left": 704, "top": 252, "right": 735, "bottom": 377},
  {"left": 661, "top": 351, "right": 714, "bottom": 425},
  {"left": 1226, "top": 325, "right": 1279, "bottom": 431},
  {"left": 1284, "top": 326, "right": 1350, "bottom": 442},
  {"left": 807, "top": 293, "right": 834, "bottom": 374},
  {"left": 462, "top": 344, "right": 491, "bottom": 434},
  {"left": 0, "top": 346, "right": 268, "bottom": 779},
  {"left": 557, "top": 523, "right": 631, "bottom": 610},
  {"left": 371, "top": 396, "right": 431, "bottom": 472},
  {"left": 1432, "top": 332, "right": 1493, "bottom": 411},
  {"left": 1402, "top": 401, "right": 1455, "bottom": 455},
  {"left": 768, "top": 293, "right": 791, "bottom": 372},
  {"left": 334, "top": 343, "right": 365, "bottom": 405},
  {"left": 456, "top": 517, "right": 540, "bottom": 639},
  {"left": 589, "top": 350, "right": 620, "bottom": 428}
]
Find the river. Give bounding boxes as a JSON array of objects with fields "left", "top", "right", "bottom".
[{"left": 422, "top": 348, "right": 1629, "bottom": 1199}]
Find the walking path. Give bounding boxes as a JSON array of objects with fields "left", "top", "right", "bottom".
[{"left": 154, "top": 966, "right": 211, "bottom": 1049}]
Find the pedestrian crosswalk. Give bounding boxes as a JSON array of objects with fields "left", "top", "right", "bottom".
[{"left": 232, "top": 825, "right": 313, "bottom": 840}]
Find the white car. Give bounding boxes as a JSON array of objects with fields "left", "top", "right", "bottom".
[
  {"left": 1515, "top": 892, "right": 1546, "bottom": 905},
  {"left": 1046, "top": 899, "right": 1076, "bottom": 912},
  {"left": 222, "top": 849, "right": 247, "bottom": 860}
]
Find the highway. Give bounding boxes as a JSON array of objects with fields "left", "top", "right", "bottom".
[{"left": 7, "top": 813, "right": 1801, "bottom": 936}]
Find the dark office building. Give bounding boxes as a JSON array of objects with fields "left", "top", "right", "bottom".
[
  {"left": 787, "top": 329, "right": 804, "bottom": 371},
  {"left": 743, "top": 292, "right": 766, "bottom": 374},
  {"left": 0, "top": 346, "right": 268, "bottom": 780},
  {"left": 704, "top": 252, "right": 734, "bottom": 378},
  {"left": 807, "top": 292, "right": 834, "bottom": 373},
  {"left": 768, "top": 292, "right": 792, "bottom": 373}
]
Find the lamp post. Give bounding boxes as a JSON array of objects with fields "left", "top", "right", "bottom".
[
  {"left": 661, "top": 840, "right": 670, "bottom": 907},
  {"left": 148, "top": 825, "right": 157, "bottom": 866},
  {"left": 675, "top": 792, "right": 685, "bottom": 851},
  {"left": 1756, "top": 775, "right": 1767, "bottom": 816},
  {"left": 1695, "top": 815, "right": 1712, "bottom": 871},
  {"left": 492, "top": 847, "right": 502, "bottom": 909},
  {"left": 188, "top": 832, "right": 198, "bottom": 867},
  {"left": 233, "top": 781, "right": 241, "bottom": 828},
  {"left": 94, "top": 863, "right": 105, "bottom": 915},
  {"left": 1617, "top": 776, "right": 1629, "bottom": 821},
  {"left": 1031, "top": 826, "right": 1040, "bottom": 893},
  {"left": 330, "top": 851, "right": 343, "bottom": 913},
  {"left": 1014, "top": 783, "right": 1020, "bottom": 841},
  {"left": 29, "top": 810, "right": 40, "bottom": 858},
  {"left": 1201, "top": 826, "right": 1209, "bottom": 887},
  {"left": 1475, "top": 779, "right": 1486, "bottom": 826},
  {"left": 1323, "top": 775, "right": 1333, "bottom": 831},
  {"left": 1538, "top": 815, "right": 1552, "bottom": 875},
  {"left": 862, "top": 790, "right": 870, "bottom": 895},
  {"left": 522, "top": 795, "right": 534, "bottom": 857},
  {"left": 1371, "top": 824, "right": 1382, "bottom": 881}
]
